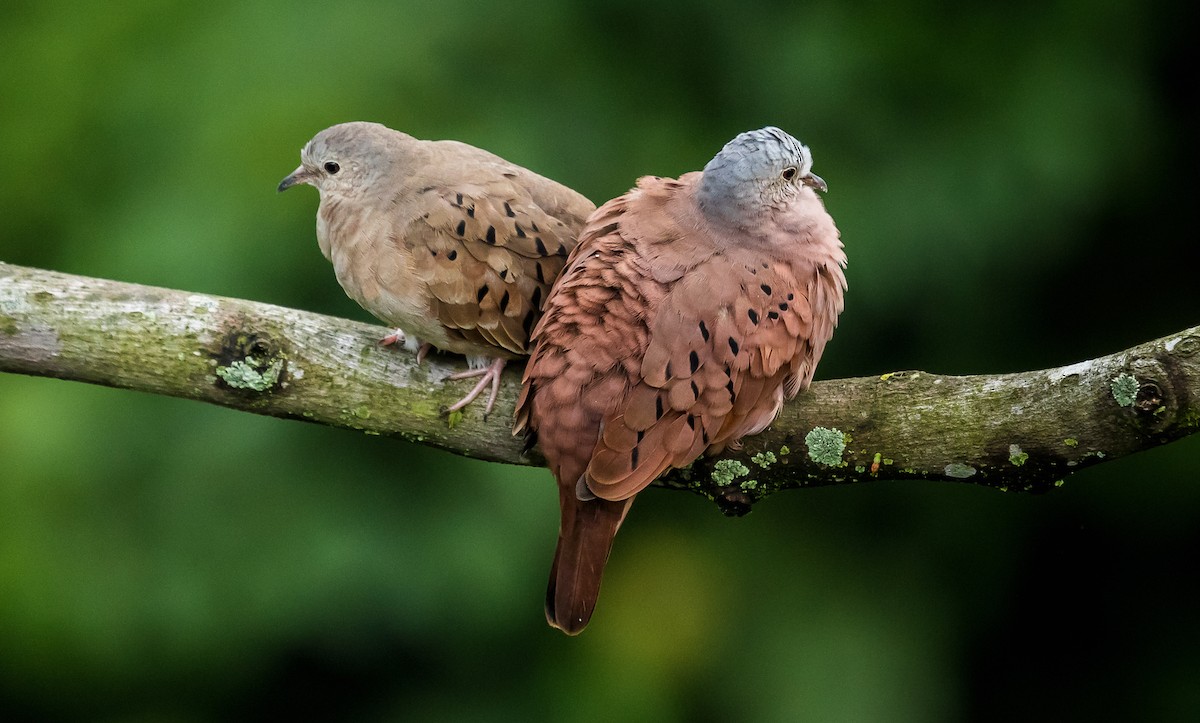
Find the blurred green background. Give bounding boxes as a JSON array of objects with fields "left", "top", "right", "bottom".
[{"left": 2, "top": 1, "right": 1197, "bottom": 720}]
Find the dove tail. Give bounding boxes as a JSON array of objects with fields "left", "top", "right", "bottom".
[{"left": 545, "top": 484, "right": 634, "bottom": 635}]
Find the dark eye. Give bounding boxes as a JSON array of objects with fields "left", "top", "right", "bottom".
[
  {"left": 781, "top": 166, "right": 798, "bottom": 181},
  {"left": 323, "top": 161, "right": 340, "bottom": 174}
]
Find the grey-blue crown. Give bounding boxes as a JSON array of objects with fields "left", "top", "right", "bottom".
[{"left": 697, "top": 127, "right": 813, "bottom": 220}]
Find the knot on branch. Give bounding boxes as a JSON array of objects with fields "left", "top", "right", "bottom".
[{"left": 213, "top": 328, "right": 287, "bottom": 394}]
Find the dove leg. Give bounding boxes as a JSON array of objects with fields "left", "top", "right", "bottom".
[
  {"left": 379, "top": 329, "right": 432, "bottom": 365},
  {"left": 378, "top": 328, "right": 407, "bottom": 346},
  {"left": 444, "top": 358, "right": 506, "bottom": 416}
]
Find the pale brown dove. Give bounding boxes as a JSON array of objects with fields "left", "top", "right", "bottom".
[
  {"left": 279, "top": 121, "right": 594, "bottom": 414},
  {"left": 515, "top": 127, "right": 847, "bottom": 634}
]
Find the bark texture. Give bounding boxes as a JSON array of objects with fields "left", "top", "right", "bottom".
[{"left": 3, "top": 262, "right": 1197, "bottom": 515}]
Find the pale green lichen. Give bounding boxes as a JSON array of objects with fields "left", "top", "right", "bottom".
[
  {"left": 805, "top": 427, "right": 847, "bottom": 466},
  {"left": 215, "top": 356, "right": 283, "bottom": 392},
  {"left": 751, "top": 451, "right": 777, "bottom": 468},
  {"left": 1111, "top": 373, "right": 1138, "bottom": 407},
  {"left": 1009, "top": 444, "right": 1029, "bottom": 467},
  {"left": 446, "top": 409, "right": 464, "bottom": 429},
  {"left": 1064, "top": 438, "right": 1079, "bottom": 448},
  {"left": 944, "top": 463, "right": 977, "bottom": 479},
  {"left": 1054, "top": 479, "right": 1065, "bottom": 487},
  {"left": 712, "top": 459, "right": 750, "bottom": 486},
  {"left": 855, "top": 465, "right": 866, "bottom": 473},
  {"left": 779, "top": 445, "right": 790, "bottom": 456},
  {"left": 739, "top": 478, "right": 759, "bottom": 491}
]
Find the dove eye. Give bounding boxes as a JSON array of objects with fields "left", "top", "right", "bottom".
[
  {"left": 781, "top": 166, "right": 798, "bottom": 181},
  {"left": 323, "top": 161, "right": 341, "bottom": 174}
]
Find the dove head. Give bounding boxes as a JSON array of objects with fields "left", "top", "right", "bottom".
[
  {"left": 696, "top": 126, "right": 826, "bottom": 226},
  {"left": 278, "top": 121, "right": 412, "bottom": 200}
]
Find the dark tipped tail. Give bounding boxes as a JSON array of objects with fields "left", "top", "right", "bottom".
[{"left": 545, "top": 486, "right": 635, "bottom": 635}]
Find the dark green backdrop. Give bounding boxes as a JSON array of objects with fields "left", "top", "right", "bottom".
[{"left": 2, "top": 1, "right": 1197, "bottom": 721}]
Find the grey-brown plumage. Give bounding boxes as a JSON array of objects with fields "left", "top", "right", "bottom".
[
  {"left": 515, "top": 127, "right": 847, "bottom": 634},
  {"left": 279, "top": 121, "right": 594, "bottom": 414}
]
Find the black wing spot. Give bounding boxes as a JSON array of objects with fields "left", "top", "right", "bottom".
[
  {"left": 430, "top": 248, "right": 438, "bottom": 256},
  {"left": 689, "top": 350, "right": 700, "bottom": 374},
  {"left": 535, "top": 262, "right": 545, "bottom": 283},
  {"left": 485, "top": 226, "right": 497, "bottom": 244},
  {"left": 768, "top": 311, "right": 780, "bottom": 320},
  {"left": 522, "top": 309, "right": 536, "bottom": 337},
  {"left": 760, "top": 284, "right": 772, "bottom": 295},
  {"left": 455, "top": 192, "right": 463, "bottom": 206},
  {"left": 467, "top": 205, "right": 475, "bottom": 218},
  {"left": 726, "top": 378, "right": 735, "bottom": 401},
  {"left": 655, "top": 395, "right": 664, "bottom": 420},
  {"left": 516, "top": 224, "right": 527, "bottom": 238},
  {"left": 637, "top": 430, "right": 645, "bottom": 443},
  {"left": 531, "top": 221, "right": 540, "bottom": 232},
  {"left": 499, "top": 290, "right": 511, "bottom": 313},
  {"left": 499, "top": 268, "right": 508, "bottom": 280},
  {"left": 476, "top": 286, "right": 489, "bottom": 303},
  {"left": 631, "top": 446, "right": 639, "bottom": 469},
  {"left": 787, "top": 293, "right": 794, "bottom": 300},
  {"left": 690, "top": 380, "right": 699, "bottom": 399},
  {"left": 698, "top": 320, "right": 710, "bottom": 341},
  {"left": 728, "top": 337, "right": 740, "bottom": 356},
  {"left": 748, "top": 309, "right": 759, "bottom": 325},
  {"left": 532, "top": 287, "right": 543, "bottom": 310},
  {"left": 686, "top": 414, "right": 696, "bottom": 429},
  {"left": 455, "top": 220, "right": 466, "bottom": 237},
  {"left": 779, "top": 302, "right": 789, "bottom": 311},
  {"left": 535, "top": 237, "right": 548, "bottom": 255},
  {"left": 503, "top": 201, "right": 515, "bottom": 217},
  {"left": 447, "top": 249, "right": 458, "bottom": 261}
]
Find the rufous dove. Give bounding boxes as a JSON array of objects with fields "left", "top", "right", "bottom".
[
  {"left": 515, "top": 127, "right": 847, "bottom": 634},
  {"left": 279, "top": 122, "right": 594, "bottom": 415}
]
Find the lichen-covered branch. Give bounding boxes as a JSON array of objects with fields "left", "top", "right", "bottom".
[{"left": 3, "top": 261, "right": 1198, "bottom": 514}]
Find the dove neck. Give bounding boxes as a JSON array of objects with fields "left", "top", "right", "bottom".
[{"left": 696, "top": 177, "right": 768, "bottom": 231}]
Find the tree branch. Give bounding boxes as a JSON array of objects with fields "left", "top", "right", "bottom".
[{"left": 3, "top": 261, "right": 1197, "bottom": 515}]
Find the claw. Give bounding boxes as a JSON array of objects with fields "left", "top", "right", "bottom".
[
  {"left": 379, "top": 329, "right": 432, "bottom": 366},
  {"left": 445, "top": 358, "right": 506, "bottom": 417},
  {"left": 379, "top": 328, "right": 406, "bottom": 347}
]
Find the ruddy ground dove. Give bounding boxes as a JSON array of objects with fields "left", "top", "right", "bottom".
[
  {"left": 279, "top": 121, "right": 594, "bottom": 414},
  {"left": 515, "top": 127, "right": 847, "bottom": 634}
]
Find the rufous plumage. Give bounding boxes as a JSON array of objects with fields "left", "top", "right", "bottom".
[{"left": 516, "top": 127, "right": 847, "bottom": 634}]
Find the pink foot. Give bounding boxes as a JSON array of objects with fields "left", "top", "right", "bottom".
[
  {"left": 378, "top": 330, "right": 432, "bottom": 365},
  {"left": 444, "top": 358, "right": 506, "bottom": 417},
  {"left": 378, "top": 328, "right": 406, "bottom": 346}
]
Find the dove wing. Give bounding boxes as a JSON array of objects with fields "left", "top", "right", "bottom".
[{"left": 401, "top": 180, "right": 585, "bottom": 357}]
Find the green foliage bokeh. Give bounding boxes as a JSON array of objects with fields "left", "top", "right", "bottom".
[{"left": 1, "top": 1, "right": 1197, "bottom": 720}]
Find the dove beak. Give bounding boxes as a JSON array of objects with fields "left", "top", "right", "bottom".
[
  {"left": 801, "top": 172, "right": 828, "bottom": 194},
  {"left": 277, "top": 166, "right": 311, "bottom": 193}
]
